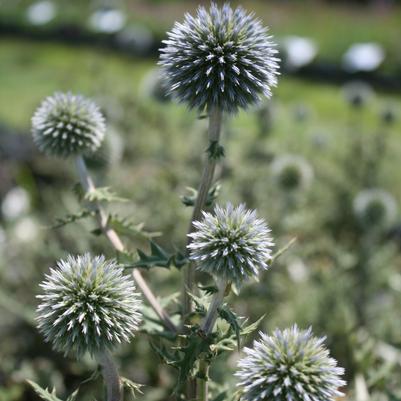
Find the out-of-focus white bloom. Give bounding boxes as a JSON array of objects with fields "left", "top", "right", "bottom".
[
  {"left": 282, "top": 36, "right": 317, "bottom": 70},
  {"left": 89, "top": 9, "right": 126, "bottom": 33},
  {"left": 26, "top": 1, "right": 56, "bottom": 26},
  {"left": 1, "top": 187, "right": 30, "bottom": 221},
  {"left": 287, "top": 258, "right": 309, "bottom": 283},
  {"left": 343, "top": 43, "right": 385, "bottom": 72},
  {"left": 12, "top": 217, "right": 39, "bottom": 243},
  {"left": 116, "top": 25, "right": 154, "bottom": 54},
  {"left": 343, "top": 81, "right": 374, "bottom": 108},
  {"left": 353, "top": 189, "right": 397, "bottom": 229}
]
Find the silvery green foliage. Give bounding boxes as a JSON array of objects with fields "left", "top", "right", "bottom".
[
  {"left": 159, "top": 2, "right": 279, "bottom": 113},
  {"left": 236, "top": 325, "right": 346, "bottom": 401},
  {"left": 271, "top": 154, "right": 314, "bottom": 192},
  {"left": 32, "top": 92, "right": 106, "bottom": 158},
  {"left": 36, "top": 254, "right": 142, "bottom": 357},
  {"left": 353, "top": 189, "right": 397, "bottom": 228},
  {"left": 188, "top": 203, "right": 274, "bottom": 285}
]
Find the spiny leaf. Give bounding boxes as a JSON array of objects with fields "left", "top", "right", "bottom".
[
  {"left": 107, "top": 214, "right": 161, "bottom": 239},
  {"left": 52, "top": 209, "right": 94, "bottom": 229},
  {"left": 181, "top": 183, "right": 221, "bottom": 207},
  {"left": 66, "top": 389, "right": 79, "bottom": 401},
  {"left": 26, "top": 381, "right": 62, "bottom": 401},
  {"left": 124, "top": 241, "right": 187, "bottom": 270},
  {"left": 217, "top": 305, "right": 241, "bottom": 350},
  {"left": 84, "top": 187, "right": 128, "bottom": 203},
  {"left": 240, "top": 315, "right": 266, "bottom": 336},
  {"left": 120, "top": 377, "right": 143, "bottom": 399}
]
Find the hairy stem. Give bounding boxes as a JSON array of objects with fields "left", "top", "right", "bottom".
[
  {"left": 196, "top": 359, "right": 210, "bottom": 401},
  {"left": 183, "top": 107, "right": 223, "bottom": 319},
  {"left": 201, "top": 278, "right": 227, "bottom": 335},
  {"left": 97, "top": 350, "right": 121, "bottom": 401},
  {"left": 75, "top": 156, "right": 177, "bottom": 333}
]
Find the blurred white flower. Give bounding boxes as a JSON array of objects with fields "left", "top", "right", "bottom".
[
  {"left": 12, "top": 217, "right": 39, "bottom": 243},
  {"left": 116, "top": 25, "right": 154, "bottom": 54},
  {"left": 89, "top": 9, "right": 126, "bottom": 33},
  {"left": 287, "top": 258, "right": 309, "bottom": 283},
  {"left": 343, "top": 43, "right": 385, "bottom": 72},
  {"left": 282, "top": 36, "right": 317, "bottom": 70},
  {"left": 26, "top": 1, "right": 56, "bottom": 26},
  {"left": 1, "top": 187, "right": 30, "bottom": 221}
]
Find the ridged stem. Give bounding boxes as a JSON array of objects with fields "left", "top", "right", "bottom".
[
  {"left": 201, "top": 278, "right": 227, "bottom": 335},
  {"left": 183, "top": 107, "right": 223, "bottom": 320},
  {"left": 97, "top": 350, "right": 121, "bottom": 401},
  {"left": 75, "top": 156, "right": 177, "bottom": 333},
  {"left": 196, "top": 359, "right": 209, "bottom": 401}
]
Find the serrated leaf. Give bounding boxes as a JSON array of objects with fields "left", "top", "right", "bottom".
[
  {"left": 198, "top": 284, "right": 218, "bottom": 295},
  {"left": 108, "top": 215, "right": 161, "bottom": 240},
  {"left": 241, "top": 315, "right": 265, "bottom": 336},
  {"left": 120, "top": 377, "right": 143, "bottom": 399},
  {"left": 52, "top": 209, "right": 94, "bottom": 229},
  {"left": 181, "top": 183, "right": 221, "bottom": 207},
  {"left": 84, "top": 187, "right": 128, "bottom": 203},
  {"left": 66, "top": 389, "right": 79, "bottom": 401},
  {"left": 126, "top": 240, "right": 187, "bottom": 270},
  {"left": 26, "top": 381, "right": 62, "bottom": 401},
  {"left": 217, "top": 305, "right": 241, "bottom": 350}
]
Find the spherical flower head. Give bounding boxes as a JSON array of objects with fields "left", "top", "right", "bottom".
[
  {"left": 343, "top": 81, "right": 373, "bottom": 109},
  {"left": 236, "top": 325, "right": 346, "bottom": 401},
  {"left": 353, "top": 189, "right": 397, "bottom": 229},
  {"left": 271, "top": 155, "right": 314, "bottom": 192},
  {"left": 188, "top": 203, "right": 274, "bottom": 286},
  {"left": 32, "top": 92, "right": 106, "bottom": 158},
  {"left": 159, "top": 2, "right": 279, "bottom": 113},
  {"left": 36, "top": 254, "right": 142, "bottom": 358}
]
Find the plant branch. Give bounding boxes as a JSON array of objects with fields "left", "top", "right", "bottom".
[
  {"left": 196, "top": 359, "right": 210, "bottom": 401},
  {"left": 183, "top": 107, "right": 223, "bottom": 320},
  {"left": 97, "top": 350, "right": 121, "bottom": 401},
  {"left": 75, "top": 156, "right": 177, "bottom": 333}
]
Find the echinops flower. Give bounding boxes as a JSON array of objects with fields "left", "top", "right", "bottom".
[
  {"left": 188, "top": 203, "right": 274, "bottom": 285},
  {"left": 159, "top": 2, "right": 279, "bottom": 113},
  {"left": 353, "top": 188, "right": 397, "bottom": 229},
  {"left": 271, "top": 154, "right": 314, "bottom": 192},
  {"left": 36, "top": 254, "right": 142, "bottom": 357},
  {"left": 32, "top": 92, "right": 106, "bottom": 158},
  {"left": 236, "top": 325, "right": 346, "bottom": 401}
]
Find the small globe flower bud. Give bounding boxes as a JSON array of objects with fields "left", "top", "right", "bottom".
[
  {"left": 271, "top": 155, "right": 314, "bottom": 192},
  {"left": 159, "top": 2, "right": 279, "bottom": 113},
  {"left": 36, "top": 254, "right": 142, "bottom": 357},
  {"left": 353, "top": 188, "right": 397, "bottom": 229},
  {"left": 188, "top": 203, "right": 274, "bottom": 286},
  {"left": 236, "top": 325, "right": 346, "bottom": 401},
  {"left": 32, "top": 92, "right": 106, "bottom": 158}
]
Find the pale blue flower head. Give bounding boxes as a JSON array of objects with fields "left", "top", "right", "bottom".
[
  {"left": 36, "top": 254, "right": 142, "bottom": 357},
  {"left": 188, "top": 203, "right": 274, "bottom": 285},
  {"left": 236, "top": 325, "right": 346, "bottom": 401},
  {"left": 159, "top": 2, "right": 279, "bottom": 113}
]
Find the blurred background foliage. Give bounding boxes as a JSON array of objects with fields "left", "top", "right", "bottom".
[{"left": 0, "top": 1, "right": 400, "bottom": 401}]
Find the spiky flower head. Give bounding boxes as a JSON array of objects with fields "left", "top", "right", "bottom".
[
  {"left": 159, "top": 3, "right": 279, "bottom": 113},
  {"left": 32, "top": 92, "right": 106, "bottom": 158},
  {"left": 188, "top": 203, "right": 273, "bottom": 286},
  {"left": 236, "top": 325, "right": 346, "bottom": 401},
  {"left": 353, "top": 188, "right": 397, "bottom": 229},
  {"left": 36, "top": 254, "right": 142, "bottom": 357},
  {"left": 271, "top": 154, "right": 314, "bottom": 192}
]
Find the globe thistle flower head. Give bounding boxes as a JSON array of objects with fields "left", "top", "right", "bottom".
[
  {"left": 353, "top": 189, "right": 397, "bottom": 229},
  {"left": 32, "top": 92, "right": 106, "bottom": 158},
  {"left": 271, "top": 154, "right": 314, "bottom": 192},
  {"left": 36, "top": 254, "right": 142, "bottom": 358},
  {"left": 159, "top": 3, "right": 280, "bottom": 113},
  {"left": 236, "top": 325, "right": 346, "bottom": 401},
  {"left": 188, "top": 203, "right": 274, "bottom": 286},
  {"left": 343, "top": 81, "right": 373, "bottom": 109}
]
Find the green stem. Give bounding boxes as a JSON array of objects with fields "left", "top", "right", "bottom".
[
  {"left": 196, "top": 359, "right": 209, "bottom": 401},
  {"left": 97, "top": 350, "right": 122, "bottom": 401},
  {"left": 201, "top": 278, "right": 227, "bottom": 334},
  {"left": 183, "top": 107, "right": 223, "bottom": 320}
]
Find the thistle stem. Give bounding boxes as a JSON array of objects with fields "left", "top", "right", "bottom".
[
  {"left": 97, "top": 350, "right": 121, "bottom": 401},
  {"left": 75, "top": 156, "right": 177, "bottom": 333},
  {"left": 201, "top": 278, "right": 227, "bottom": 335},
  {"left": 196, "top": 359, "right": 210, "bottom": 401},
  {"left": 183, "top": 107, "right": 223, "bottom": 319}
]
